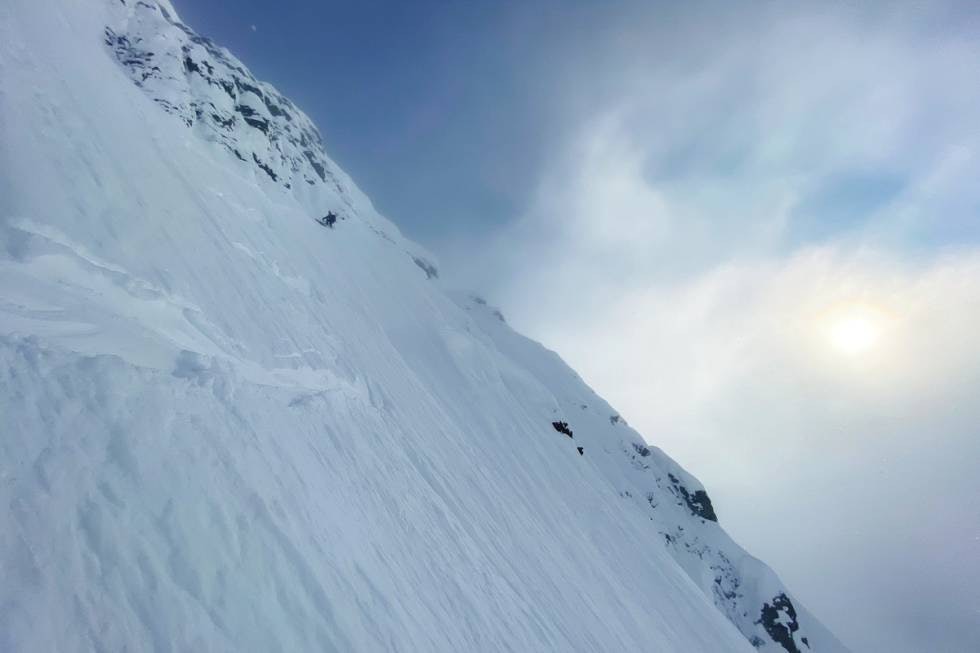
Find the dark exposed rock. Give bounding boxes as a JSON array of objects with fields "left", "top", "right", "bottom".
[
  {"left": 236, "top": 105, "right": 269, "bottom": 133},
  {"left": 632, "top": 442, "right": 651, "bottom": 457},
  {"left": 233, "top": 77, "right": 264, "bottom": 98},
  {"left": 668, "top": 473, "right": 718, "bottom": 522},
  {"left": 756, "top": 593, "right": 802, "bottom": 653},
  {"left": 576, "top": 447, "right": 584, "bottom": 456},
  {"left": 211, "top": 113, "right": 235, "bottom": 129},
  {"left": 264, "top": 95, "right": 290, "bottom": 120},
  {"left": 217, "top": 79, "right": 235, "bottom": 98},
  {"left": 303, "top": 150, "right": 326, "bottom": 181},
  {"left": 104, "top": 1, "right": 350, "bottom": 207},
  {"left": 551, "top": 421, "right": 573, "bottom": 438},
  {"left": 182, "top": 55, "right": 200, "bottom": 75},
  {"left": 412, "top": 257, "right": 439, "bottom": 280},
  {"left": 252, "top": 153, "right": 277, "bottom": 181},
  {"left": 687, "top": 489, "right": 716, "bottom": 521}
]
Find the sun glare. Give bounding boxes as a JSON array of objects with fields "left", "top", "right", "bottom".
[{"left": 825, "top": 304, "right": 885, "bottom": 355}]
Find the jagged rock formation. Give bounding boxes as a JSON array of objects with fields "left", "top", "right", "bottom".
[{"left": 104, "top": 1, "right": 346, "bottom": 198}]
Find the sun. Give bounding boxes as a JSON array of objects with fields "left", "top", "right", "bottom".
[
  {"left": 823, "top": 303, "right": 888, "bottom": 356},
  {"left": 829, "top": 315, "right": 879, "bottom": 354}
]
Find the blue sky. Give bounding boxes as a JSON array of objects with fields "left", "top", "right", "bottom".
[
  {"left": 178, "top": 0, "right": 980, "bottom": 256},
  {"left": 178, "top": 1, "right": 979, "bottom": 651},
  {"left": 176, "top": 0, "right": 563, "bottom": 244}
]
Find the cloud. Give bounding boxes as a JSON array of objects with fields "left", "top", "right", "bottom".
[
  {"left": 445, "top": 1, "right": 980, "bottom": 650},
  {"left": 506, "top": 246, "right": 980, "bottom": 653}
]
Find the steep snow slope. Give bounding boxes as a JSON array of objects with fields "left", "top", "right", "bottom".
[{"left": 0, "top": 0, "right": 845, "bottom": 651}]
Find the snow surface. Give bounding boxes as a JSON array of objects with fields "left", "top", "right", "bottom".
[{"left": 0, "top": 0, "right": 847, "bottom": 651}]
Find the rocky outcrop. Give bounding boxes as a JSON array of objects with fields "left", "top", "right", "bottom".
[{"left": 104, "top": 0, "right": 352, "bottom": 205}]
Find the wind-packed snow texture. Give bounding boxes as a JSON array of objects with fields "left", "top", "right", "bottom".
[{"left": 0, "top": 1, "right": 847, "bottom": 651}]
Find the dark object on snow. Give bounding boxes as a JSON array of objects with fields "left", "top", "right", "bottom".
[
  {"left": 318, "top": 211, "right": 337, "bottom": 228},
  {"left": 412, "top": 256, "right": 439, "bottom": 280},
  {"left": 667, "top": 472, "right": 718, "bottom": 522},
  {"left": 577, "top": 446, "right": 584, "bottom": 456},
  {"left": 632, "top": 442, "right": 652, "bottom": 457},
  {"left": 756, "top": 593, "right": 804, "bottom": 653},
  {"left": 552, "top": 421, "right": 573, "bottom": 438}
]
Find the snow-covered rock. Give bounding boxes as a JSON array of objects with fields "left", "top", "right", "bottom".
[{"left": 0, "top": 1, "right": 847, "bottom": 651}]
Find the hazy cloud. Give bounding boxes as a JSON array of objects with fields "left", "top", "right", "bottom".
[{"left": 446, "top": 1, "right": 980, "bottom": 650}]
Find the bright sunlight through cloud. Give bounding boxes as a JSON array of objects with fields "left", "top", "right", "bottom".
[{"left": 827, "top": 306, "right": 884, "bottom": 355}]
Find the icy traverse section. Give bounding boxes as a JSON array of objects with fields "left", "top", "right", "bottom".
[{"left": 0, "top": 0, "right": 845, "bottom": 651}]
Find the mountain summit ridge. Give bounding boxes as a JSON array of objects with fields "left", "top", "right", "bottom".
[{"left": 0, "top": 1, "right": 846, "bottom": 651}]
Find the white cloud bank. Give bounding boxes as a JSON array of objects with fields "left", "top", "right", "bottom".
[
  {"left": 445, "top": 1, "right": 980, "bottom": 650},
  {"left": 524, "top": 248, "right": 980, "bottom": 653}
]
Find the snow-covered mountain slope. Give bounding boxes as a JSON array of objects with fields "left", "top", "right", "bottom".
[{"left": 0, "top": 0, "right": 846, "bottom": 651}]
